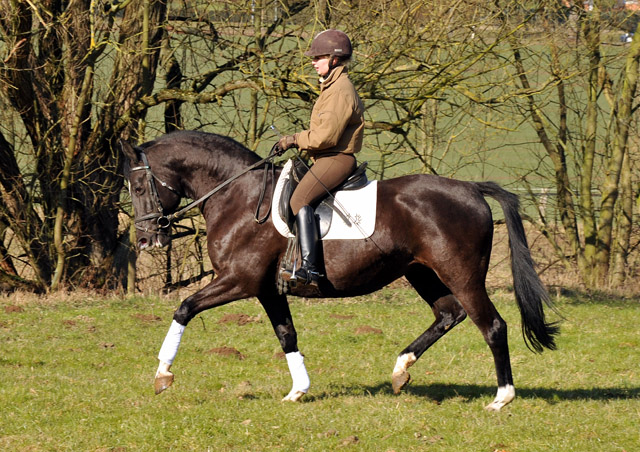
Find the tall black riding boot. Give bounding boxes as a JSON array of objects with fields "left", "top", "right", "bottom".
[{"left": 282, "top": 205, "right": 320, "bottom": 288}]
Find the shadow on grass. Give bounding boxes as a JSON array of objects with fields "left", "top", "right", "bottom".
[{"left": 306, "top": 382, "right": 640, "bottom": 404}]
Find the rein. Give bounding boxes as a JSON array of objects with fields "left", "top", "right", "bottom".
[{"left": 130, "top": 143, "right": 281, "bottom": 233}]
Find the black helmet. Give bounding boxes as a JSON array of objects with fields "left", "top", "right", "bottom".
[{"left": 304, "top": 30, "right": 352, "bottom": 58}]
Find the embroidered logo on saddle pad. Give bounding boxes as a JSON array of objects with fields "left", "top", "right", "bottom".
[{"left": 272, "top": 160, "right": 378, "bottom": 240}]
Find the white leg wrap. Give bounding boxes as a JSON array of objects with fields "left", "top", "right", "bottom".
[
  {"left": 282, "top": 351, "right": 310, "bottom": 401},
  {"left": 157, "top": 320, "right": 186, "bottom": 365},
  {"left": 393, "top": 352, "right": 417, "bottom": 375},
  {"left": 485, "top": 384, "right": 516, "bottom": 411},
  {"left": 286, "top": 351, "right": 310, "bottom": 392}
]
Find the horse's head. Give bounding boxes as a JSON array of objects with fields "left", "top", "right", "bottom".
[{"left": 121, "top": 139, "right": 182, "bottom": 250}]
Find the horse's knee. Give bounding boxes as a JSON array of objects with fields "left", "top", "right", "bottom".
[
  {"left": 276, "top": 322, "right": 298, "bottom": 353},
  {"left": 173, "top": 303, "right": 192, "bottom": 325}
]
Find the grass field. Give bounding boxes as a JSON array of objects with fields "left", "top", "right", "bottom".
[{"left": 1, "top": 287, "right": 638, "bottom": 451}]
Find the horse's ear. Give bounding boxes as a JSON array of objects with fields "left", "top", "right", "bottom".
[{"left": 120, "top": 139, "right": 138, "bottom": 162}]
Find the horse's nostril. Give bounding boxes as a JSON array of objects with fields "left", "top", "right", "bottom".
[{"left": 139, "top": 238, "right": 148, "bottom": 247}]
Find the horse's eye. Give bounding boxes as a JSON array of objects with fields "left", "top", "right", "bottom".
[{"left": 133, "top": 185, "right": 145, "bottom": 195}]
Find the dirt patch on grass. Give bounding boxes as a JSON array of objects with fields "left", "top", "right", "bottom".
[
  {"left": 330, "top": 314, "right": 355, "bottom": 320},
  {"left": 132, "top": 313, "right": 162, "bottom": 323},
  {"left": 354, "top": 325, "right": 383, "bottom": 335},
  {"left": 206, "top": 346, "right": 245, "bottom": 359},
  {"left": 218, "top": 313, "right": 261, "bottom": 325}
]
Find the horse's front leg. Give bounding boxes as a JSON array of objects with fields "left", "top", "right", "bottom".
[
  {"left": 154, "top": 278, "right": 249, "bottom": 394},
  {"left": 155, "top": 320, "right": 185, "bottom": 394},
  {"left": 258, "top": 292, "right": 309, "bottom": 402}
]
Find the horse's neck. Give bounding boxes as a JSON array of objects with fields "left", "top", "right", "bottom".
[
  {"left": 186, "top": 153, "right": 277, "bottom": 220},
  {"left": 182, "top": 149, "right": 257, "bottom": 200}
]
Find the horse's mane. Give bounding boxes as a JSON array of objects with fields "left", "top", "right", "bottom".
[{"left": 142, "top": 130, "right": 261, "bottom": 163}]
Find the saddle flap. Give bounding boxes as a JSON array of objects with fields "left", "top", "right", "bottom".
[
  {"left": 315, "top": 201, "right": 333, "bottom": 238},
  {"left": 279, "top": 186, "right": 333, "bottom": 238},
  {"left": 279, "top": 179, "right": 296, "bottom": 231}
]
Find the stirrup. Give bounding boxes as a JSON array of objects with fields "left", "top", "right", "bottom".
[{"left": 281, "top": 267, "right": 320, "bottom": 288}]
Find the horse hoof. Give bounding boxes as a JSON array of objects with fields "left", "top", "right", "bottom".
[
  {"left": 485, "top": 402, "right": 501, "bottom": 411},
  {"left": 282, "top": 390, "right": 306, "bottom": 402},
  {"left": 154, "top": 371, "right": 174, "bottom": 395},
  {"left": 484, "top": 397, "right": 512, "bottom": 412},
  {"left": 392, "top": 370, "right": 411, "bottom": 394}
]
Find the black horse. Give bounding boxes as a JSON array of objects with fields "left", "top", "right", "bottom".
[{"left": 121, "top": 130, "right": 558, "bottom": 411}]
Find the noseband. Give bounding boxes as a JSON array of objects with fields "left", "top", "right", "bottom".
[{"left": 129, "top": 151, "right": 180, "bottom": 234}]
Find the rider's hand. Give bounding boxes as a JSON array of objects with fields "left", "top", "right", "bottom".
[{"left": 278, "top": 135, "right": 297, "bottom": 152}]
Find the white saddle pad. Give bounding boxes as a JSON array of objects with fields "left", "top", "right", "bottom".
[{"left": 272, "top": 159, "right": 378, "bottom": 240}]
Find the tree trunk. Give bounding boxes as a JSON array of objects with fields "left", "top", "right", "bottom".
[
  {"left": 600, "top": 26, "right": 640, "bottom": 287},
  {"left": 74, "top": 0, "right": 168, "bottom": 289},
  {"left": 580, "top": 10, "right": 601, "bottom": 287},
  {"left": 611, "top": 152, "right": 632, "bottom": 286}
]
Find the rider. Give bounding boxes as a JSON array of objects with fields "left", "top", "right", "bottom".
[{"left": 278, "top": 29, "right": 365, "bottom": 288}]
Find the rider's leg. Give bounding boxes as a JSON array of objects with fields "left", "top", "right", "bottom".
[
  {"left": 289, "top": 153, "right": 356, "bottom": 215},
  {"left": 282, "top": 205, "right": 321, "bottom": 286},
  {"left": 285, "top": 154, "right": 356, "bottom": 287}
]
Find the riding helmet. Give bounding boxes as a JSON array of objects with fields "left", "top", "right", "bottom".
[{"left": 304, "top": 30, "right": 352, "bottom": 58}]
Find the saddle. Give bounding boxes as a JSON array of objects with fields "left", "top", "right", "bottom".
[{"left": 278, "top": 159, "right": 369, "bottom": 238}]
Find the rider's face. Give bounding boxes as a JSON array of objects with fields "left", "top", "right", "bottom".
[{"left": 312, "top": 55, "right": 331, "bottom": 77}]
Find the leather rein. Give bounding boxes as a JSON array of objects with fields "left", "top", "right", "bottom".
[{"left": 129, "top": 143, "right": 281, "bottom": 235}]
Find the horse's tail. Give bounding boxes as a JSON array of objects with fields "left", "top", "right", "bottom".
[{"left": 476, "top": 181, "right": 559, "bottom": 353}]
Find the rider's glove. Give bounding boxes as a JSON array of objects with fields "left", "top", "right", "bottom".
[{"left": 278, "top": 134, "right": 298, "bottom": 153}]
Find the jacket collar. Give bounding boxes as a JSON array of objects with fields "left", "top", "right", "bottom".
[{"left": 319, "top": 65, "right": 346, "bottom": 91}]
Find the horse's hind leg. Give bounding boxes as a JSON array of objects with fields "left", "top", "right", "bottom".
[
  {"left": 455, "top": 285, "right": 514, "bottom": 411},
  {"left": 392, "top": 266, "right": 467, "bottom": 394},
  {"left": 258, "top": 291, "right": 309, "bottom": 402}
]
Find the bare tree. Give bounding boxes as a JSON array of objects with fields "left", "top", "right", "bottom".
[
  {"left": 0, "top": 0, "right": 168, "bottom": 291},
  {"left": 1, "top": 0, "right": 638, "bottom": 293},
  {"left": 492, "top": 0, "right": 640, "bottom": 289}
]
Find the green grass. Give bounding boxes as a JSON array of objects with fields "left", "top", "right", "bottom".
[{"left": 1, "top": 288, "right": 638, "bottom": 451}]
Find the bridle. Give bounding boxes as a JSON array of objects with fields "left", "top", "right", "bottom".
[
  {"left": 128, "top": 143, "right": 281, "bottom": 235},
  {"left": 128, "top": 150, "right": 181, "bottom": 234}
]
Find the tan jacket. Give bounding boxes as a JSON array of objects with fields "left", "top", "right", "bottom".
[{"left": 296, "top": 65, "right": 364, "bottom": 158}]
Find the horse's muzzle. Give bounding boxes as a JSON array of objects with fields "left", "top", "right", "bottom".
[
  {"left": 137, "top": 232, "right": 169, "bottom": 250},
  {"left": 138, "top": 237, "right": 151, "bottom": 250}
]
